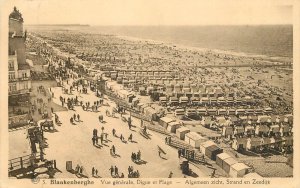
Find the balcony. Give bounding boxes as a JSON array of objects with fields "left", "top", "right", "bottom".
[
  {"left": 8, "top": 78, "right": 18, "bottom": 82},
  {"left": 9, "top": 89, "right": 30, "bottom": 96},
  {"left": 19, "top": 77, "right": 30, "bottom": 81}
]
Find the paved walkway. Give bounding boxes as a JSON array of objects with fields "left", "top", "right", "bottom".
[{"left": 43, "top": 79, "right": 208, "bottom": 178}]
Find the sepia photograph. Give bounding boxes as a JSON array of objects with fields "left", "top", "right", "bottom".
[{"left": 1, "top": 0, "right": 299, "bottom": 187}]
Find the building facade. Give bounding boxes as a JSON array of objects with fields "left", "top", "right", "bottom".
[
  {"left": 8, "top": 7, "right": 31, "bottom": 127},
  {"left": 8, "top": 7, "right": 31, "bottom": 105}
]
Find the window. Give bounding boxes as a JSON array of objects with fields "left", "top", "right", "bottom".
[
  {"left": 24, "top": 82, "right": 28, "bottom": 89},
  {"left": 9, "top": 84, "right": 17, "bottom": 91},
  {"left": 9, "top": 73, "right": 15, "bottom": 80},
  {"left": 9, "top": 60, "right": 14, "bottom": 69}
]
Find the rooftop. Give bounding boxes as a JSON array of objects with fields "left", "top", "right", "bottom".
[{"left": 9, "top": 7, "right": 23, "bottom": 22}]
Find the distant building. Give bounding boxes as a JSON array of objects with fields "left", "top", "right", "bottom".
[{"left": 8, "top": 7, "right": 31, "bottom": 127}]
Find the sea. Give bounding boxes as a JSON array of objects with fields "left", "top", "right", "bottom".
[{"left": 81, "top": 25, "right": 293, "bottom": 58}]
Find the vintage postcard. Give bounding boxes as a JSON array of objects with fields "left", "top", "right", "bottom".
[{"left": 0, "top": 0, "right": 299, "bottom": 187}]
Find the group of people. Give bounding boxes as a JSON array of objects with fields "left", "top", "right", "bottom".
[
  {"left": 127, "top": 166, "right": 140, "bottom": 178},
  {"left": 75, "top": 164, "right": 84, "bottom": 175},
  {"left": 92, "top": 128, "right": 107, "bottom": 146},
  {"left": 91, "top": 167, "right": 99, "bottom": 177},
  {"left": 131, "top": 150, "right": 142, "bottom": 163},
  {"left": 70, "top": 113, "right": 81, "bottom": 124},
  {"left": 109, "top": 165, "right": 124, "bottom": 178}
]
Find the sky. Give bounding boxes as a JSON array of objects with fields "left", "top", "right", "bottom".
[{"left": 2, "top": 0, "right": 293, "bottom": 25}]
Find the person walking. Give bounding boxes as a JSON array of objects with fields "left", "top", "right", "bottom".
[
  {"left": 95, "top": 169, "right": 98, "bottom": 176},
  {"left": 137, "top": 150, "right": 141, "bottom": 161},
  {"left": 100, "top": 134, "right": 103, "bottom": 145},
  {"left": 77, "top": 114, "right": 80, "bottom": 121},
  {"left": 95, "top": 136, "right": 99, "bottom": 145},
  {"left": 112, "top": 129, "right": 116, "bottom": 136},
  {"left": 109, "top": 166, "right": 114, "bottom": 176},
  {"left": 92, "top": 136, "right": 95, "bottom": 145},
  {"left": 92, "top": 167, "right": 95, "bottom": 177},
  {"left": 112, "top": 145, "right": 115, "bottom": 155},
  {"left": 128, "top": 134, "right": 132, "bottom": 142},
  {"left": 178, "top": 149, "right": 181, "bottom": 158},
  {"left": 114, "top": 166, "right": 119, "bottom": 177}
]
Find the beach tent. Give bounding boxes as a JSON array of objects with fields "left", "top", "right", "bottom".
[
  {"left": 205, "top": 145, "right": 223, "bottom": 160},
  {"left": 159, "top": 117, "right": 175, "bottom": 128},
  {"left": 167, "top": 122, "right": 181, "bottom": 133},
  {"left": 184, "top": 132, "right": 207, "bottom": 148},
  {"left": 176, "top": 127, "right": 190, "bottom": 140},
  {"left": 199, "top": 140, "right": 215, "bottom": 154},
  {"left": 229, "top": 163, "right": 250, "bottom": 177},
  {"left": 216, "top": 153, "right": 232, "bottom": 169}
]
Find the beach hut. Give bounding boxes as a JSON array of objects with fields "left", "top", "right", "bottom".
[
  {"left": 216, "top": 153, "right": 232, "bottom": 169},
  {"left": 190, "top": 97, "right": 200, "bottom": 106},
  {"left": 158, "top": 117, "right": 175, "bottom": 129},
  {"left": 226, "top": 97, "right": 234, "bottom": 105},
  {"left": 167, "top": 122, "right": 181, "bottom": 133},
  {"left": 184, "top": 132, "right": 207, "bottom": 148},
  {"left": 210, "top": 97, "right": 217, "bottom": 105},
  {"left": 159, "top": 96, "right": 167, "bottom": 106},
  {"left": 179, "top": 96, "right": 189, "bottom": 106},
  {"left": 249, "top": 137, "right": 264, "bottom": 151},
  {"left": 205, "top": 145, "right": 223, "bottom": 160},
  {"left": 264, "top": 107, "right": 273, "bottom": 114},
  {"left": 197, "top": 108, "right": 207, "bottom": 116},
  {"left": 229, "top": 163, "right": 250, "bottom": 177},
  {"left": 174, "top": 108, "right": 185, "bottom": 119},
  {"left": 207, "top": 108, "right": 218, "bottom": 116},
  {"left": 255, "top": 108, "right": 264, "bottom": 115},
  {"left": 185, "top": 109, "right": 197, "bottom": 118},
  {"left": 169, "top": 97, "right": 179, "bottom": 106},
  {"left": 257, "top": 115, "right": 271, "bottom": 124},
  {"left": 270, "top": 124, "right": 280, "bottom": 134},
  {"left": 176, "top": 127, "right": 190, "bottom": 140},
  {"left": 223, "top": 157, "right": 238, "bottom": 174},
  {"left": 199, "top": 140, "right": 215, "bottom": 154},
  {"left": 232, "top": 137, "right": 250, "bottom": 151},
  {"left": 139, "top": 87, "right": 146, "bottom": 95},
  {"left": 280, "top": 124, "right": 290, "bottom": 136},
  {"left": 222, "top": 126, "right": 234, "bottom": 137},
  {"left": 236, "top": 109, "right": 246, "bottom": 116},
  {"left": 201, "top": 97, "right": 210, "bottom": 106},
  {"left": 143, "top": 106, "right": 158, "bottom": 121},
  {"left": 227, "top": 109, "right": 236, "bottom": 116},
  {"left": 218, "top": 108, "right": 227, "bottom": 116}
]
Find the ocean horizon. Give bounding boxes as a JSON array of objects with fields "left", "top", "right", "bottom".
[
  {"left": 26, "top": 25, "right": 293, "bottom": 59},
  {"left": 81, "top": 25, "right": 293, "bottom": 59}
]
